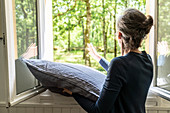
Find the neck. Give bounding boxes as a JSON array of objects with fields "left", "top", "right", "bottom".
[
  {"left": 122, "top": 49, "right": 141, "bottom": 56},
  {"left": 130, "top": 49, "right": 141, "bottom": 53}
]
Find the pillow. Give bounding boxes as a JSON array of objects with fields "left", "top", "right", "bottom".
[{"left": 22, "top": 58, "right": 106, "bottom": 101}]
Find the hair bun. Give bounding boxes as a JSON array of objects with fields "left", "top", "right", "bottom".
[{"left": 143, "top": 15, "right": 153, "bottom": 34}]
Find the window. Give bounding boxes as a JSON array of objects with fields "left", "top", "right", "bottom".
[
  {"left": 151, "top": 0, "right": 170, "bottom": 101},
  {"left": 156, "top": 0, "right": 170, "bottom": 91},
  {"left": 14, "top": 0, "right": 39, "bottom": 95},
  {"left": 2, "top": 0, "right": 53, "bottom": 107}
]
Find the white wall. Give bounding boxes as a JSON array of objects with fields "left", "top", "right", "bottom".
[{"left": 0, "top": 0, "right": 7, "bottom": 104}]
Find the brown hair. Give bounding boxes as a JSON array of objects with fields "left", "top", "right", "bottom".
[{"left": 117, "top": 8, "right": 153, "bottom": 51}]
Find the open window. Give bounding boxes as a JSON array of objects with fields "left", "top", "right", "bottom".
[
  {"left": 150, "top": 0, "right": 170, "bottom": 101},
  {"left": 14, "top": 0, "right": 40, "bottom": 95},
  {"left": 2, "top": 0, "right": 53, "bottom": 107}
]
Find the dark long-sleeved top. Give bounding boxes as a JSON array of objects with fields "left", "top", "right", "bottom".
[
  {"left": 73, "top": 51, "right": 153, "bottom": 113},
  {"left": 99, "top": 57, "right": 109, "bottom": 71}
]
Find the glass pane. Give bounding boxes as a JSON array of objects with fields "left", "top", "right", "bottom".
[
  {"left": 13, "top": 0, "right": 39, "bottom": 94},
  {"left": 157, "top": 0, "right": 170, "bottom": 91}
]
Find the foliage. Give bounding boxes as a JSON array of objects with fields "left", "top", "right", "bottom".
[
  {"left": 15, "top": 0, "right": 37, "bottom": 57},
  {"left": 52, "top": 0, "right": 146, "bottom": 50},
  {"left": 53, "top": 0, "right": 146, "bottom": 66},
  {"left": 54, "top": 50, "right": 119, "bottom": 74}
]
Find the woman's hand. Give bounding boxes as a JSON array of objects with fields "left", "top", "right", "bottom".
[
  {"left": 87, "top": 43, "right": 101, "bottom": 62},
  {"left": 22, "top": 43, "right": 37, "bottom": 59},
  {"left": 158, "top": 41, "right": 169, "bottom": 56},
  {"left": 63, "top": 88, "right": 72, "bottom": 95}
]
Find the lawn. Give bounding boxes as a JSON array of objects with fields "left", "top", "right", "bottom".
[{"left": 53, "top": 50, "right": 116, "bottom": 75}]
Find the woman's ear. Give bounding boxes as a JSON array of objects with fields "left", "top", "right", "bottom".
[
  {"left": 117, "top": 31, "right": 122, "bottom": 47},
  {"left": 118, "top": 32, "right": 122, "bottom": 39}
]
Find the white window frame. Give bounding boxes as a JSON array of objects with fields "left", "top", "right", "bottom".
[
  {"left": 3, "top": 0, "right": 53, "bottom": 107},
  {"left": 149, "top": 0, "right": 170, "bottom": 101}
]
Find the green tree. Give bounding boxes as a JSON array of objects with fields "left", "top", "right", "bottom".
[{"left": 52, "top": 0, "right": 146, "bottom": 65}]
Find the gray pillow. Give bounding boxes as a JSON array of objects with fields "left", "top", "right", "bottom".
[{"left": 22, "top": 58, "right": 106, "bottom": 101}]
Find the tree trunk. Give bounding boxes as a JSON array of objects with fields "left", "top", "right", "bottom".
[
  {"left": 110, "top": 13, "right": 112, "bottom": 36},
  {"left": 84, "top": 0, "right": 91, "bottom": 66},
  {"left": 68, "top": 19, "right": 71, "bottom": 51},
  {"left": 26, "top": 28, "right": 29, "bottom": 49},
  {"left": 68, "top": 28, "right": 71, "bottom": 51},
  {"left": 113, "top": 0, "right": 117, "bottom": 57},
  {"left": 21, "top": 37, "right": 24, "bottom": 56},
  {"left": 97, "top": 28, "right": 100, "bottom": 47},
  {"left": 82, "top": 20, "right": 85, "bottom": 59},
  {"left": 102, "top": 0, "right": 107, "bottom": 58},
  {"left": 93, "top": 23, "right": 95, "bottom": 45}
]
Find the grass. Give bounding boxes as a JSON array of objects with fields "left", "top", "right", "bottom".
[{"left": 53, "top": 50, "right": 116, "bottom": 75}]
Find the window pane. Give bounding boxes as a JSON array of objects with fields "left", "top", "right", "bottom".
[
  {"left": 14, "top": 0, "right": 39, "bottom": 94},
  {"left": 157, "top": 0, "right": 170, "bottom": 91}
]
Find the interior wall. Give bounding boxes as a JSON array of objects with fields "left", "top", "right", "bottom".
[
  {"left": 0, "top": 0, "right": 6, "bottom": 103},
  {"left": 0, "top": 0, "right": 2, "bottom": 34}
]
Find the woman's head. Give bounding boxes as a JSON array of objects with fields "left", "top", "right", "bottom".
[{"left": 117, "top": 8, "right": 153, "bottom": 52}]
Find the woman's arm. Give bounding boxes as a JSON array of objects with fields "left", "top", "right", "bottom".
[
  {"left": 87, "top": 43, "right": 109, "bottom": 71},
  {"left": 73, "top": 93, "right": 96, "bottom": 113},
  {"left": 73, "top": 58, "right": 125, "bottom": 113},
  {"left": 99, "top": 58, "right": 109, "bottom": 71},
  {"left": 87, "top": 43, "right": 101, "bottom": 62}
]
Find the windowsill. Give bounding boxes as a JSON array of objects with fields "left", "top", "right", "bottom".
[
  {"left": 10, "top": 89, "right": 79, "bottom": 107},
  {"left": 1, "top": 89, "right": 170, "bottom": 109},
  {"left": 150, "top": 87, "right": 170, "bottom": 101}
]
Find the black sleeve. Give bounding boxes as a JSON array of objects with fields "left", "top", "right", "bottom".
[
  {"left": 73, "top": 93, "right": 96, "bottom": 113},
  {"left": 73, "top": 58, "right": 126, "bottom": 113},
  {"left": 99, "top": 58, "right": 109, "bottom": 71}
]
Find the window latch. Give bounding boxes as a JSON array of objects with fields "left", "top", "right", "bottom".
[{"left": 0, "top": 33, "right": 5, "bottom": 45}]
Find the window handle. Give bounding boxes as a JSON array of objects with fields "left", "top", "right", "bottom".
[{"left": 0, "top": 33, "right": 5, "bottom": 45}]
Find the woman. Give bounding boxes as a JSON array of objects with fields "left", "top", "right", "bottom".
[{"left": 72, "top": 8, "right": 153, "bottom": 113}]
